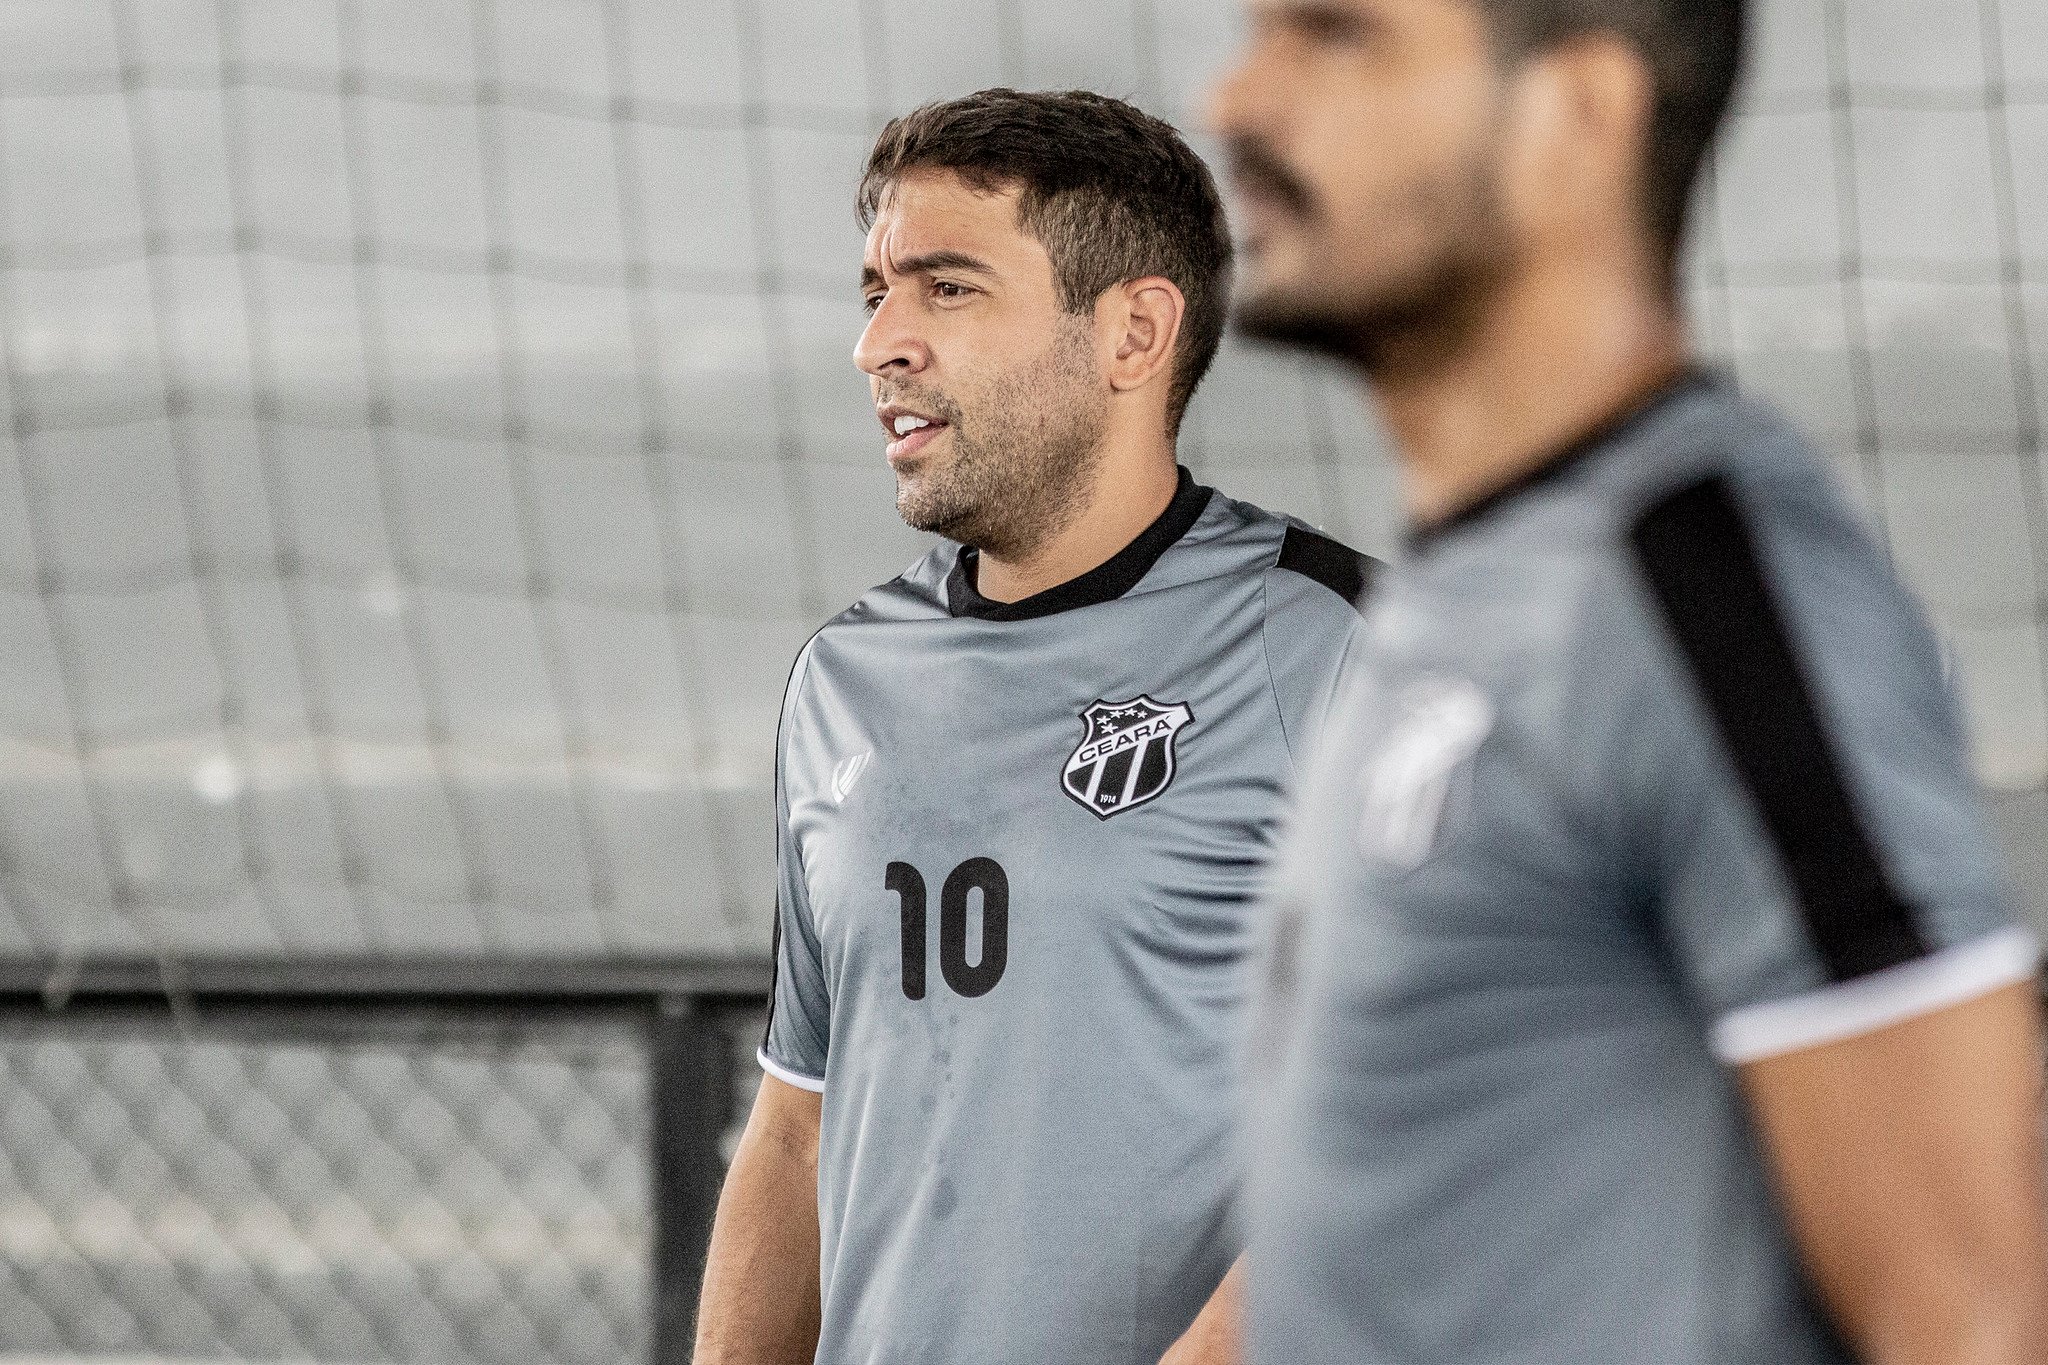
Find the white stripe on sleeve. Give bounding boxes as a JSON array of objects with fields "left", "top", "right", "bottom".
[
  {"left": 756, "top": 1047, "right": 827, "bottom": 1093},
  {"left": 1710, "top": 926, "right": 2040, "bottom": 1064}
]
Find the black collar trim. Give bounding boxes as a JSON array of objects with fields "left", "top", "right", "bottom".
[
  {"left": 1405, "top": 368, "right": 1718, "bottom": 556},
  {"left": 945, "top": 467, "right": 1213, "bottom": 621}
]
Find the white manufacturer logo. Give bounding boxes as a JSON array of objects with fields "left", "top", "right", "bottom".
[
  {"left": 830, "top": 751, "right": 872, "bottom": 804},
  {"left": 1358, "top": 678, "right": 1494, "bottom": 869}
]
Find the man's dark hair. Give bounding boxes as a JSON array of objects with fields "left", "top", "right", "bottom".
[
  {"left": 1482, "top": 0, "right": 1746, "bottom": 277},
  {"left": 858, "top": 88, "right": 1233, "bottom": 436}
]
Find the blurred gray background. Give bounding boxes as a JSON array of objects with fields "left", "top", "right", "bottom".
[
  {"left": 1, "top": 0, "right": 2045, "bottom": 971},
  {"left": 0, "top": 0, "right": 2042, "bottom": 1360}
]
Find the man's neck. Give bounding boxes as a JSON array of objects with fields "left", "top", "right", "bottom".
[
  {"left": 1371, "top": 259, "right": 1689, "bottom": 531},
  {"left": 975, "top": 437, "right": 1181, "bottom": 604}
]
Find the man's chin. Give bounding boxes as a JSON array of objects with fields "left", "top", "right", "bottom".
[
  {"left": 894, "top": 478, "right": 973, "bottom": 541},
  {"left": 1236, "top": 270, "right": 1492, "bottom": 376},
  {"left": 891, "top": 459, "right": 942, "bottom": 516},
  {"left": 1233, "top": 287, "right": 1368, "bottom": 365}
]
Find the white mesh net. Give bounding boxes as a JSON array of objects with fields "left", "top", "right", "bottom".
[{"left": 0, "top": 0, "right": 2040, "bottom": 999}]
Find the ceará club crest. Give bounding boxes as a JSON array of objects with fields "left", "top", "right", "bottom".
[{"left": 1062, "top": 695, "right": 1193, "bottom": 819}]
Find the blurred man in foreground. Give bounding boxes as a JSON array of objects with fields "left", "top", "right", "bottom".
[
  {"left": 693, "top": 89, "right": 1373, "bottom": 1365},
  {"left": 1210, "top": 2, "right": 2048, "bottom": 1362}
]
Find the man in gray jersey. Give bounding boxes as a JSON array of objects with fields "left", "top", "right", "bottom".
[
  {"left": 692, "top": 89, "right": 1373, "bottom": 1365},
  {"left": 1208, "top": 2, "right": 2048, "bottom": 1363}
]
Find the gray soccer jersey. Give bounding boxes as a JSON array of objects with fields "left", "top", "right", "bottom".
[
  {"left": 761, "top": 469, "right": 1373, "bottom": 1364},
  {"left": 1248, "top": 375, "right": 2039, "bottom": 1365}
]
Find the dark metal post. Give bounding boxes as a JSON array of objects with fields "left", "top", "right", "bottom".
[{"left": 649, "top": 995, "right": 733, "bottom": 1364}]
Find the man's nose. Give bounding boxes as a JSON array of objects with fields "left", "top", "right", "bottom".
[
  {"left": 1206, "top": 34, "right": 1276, "bottom": 142},
  {"left": 854, "top": 291, "right": 932, "bottom": 378}
]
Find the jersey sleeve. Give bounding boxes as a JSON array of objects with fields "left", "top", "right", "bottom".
[
  {"left": 1622, "top": 470, "right": 2037, "bottom": 1065},
  {"left": 1263, "top": 526, "right": 1377, "bottom": 765},
  {"left": 759, "top": 641, "right": 830, "bottom": 1092}
]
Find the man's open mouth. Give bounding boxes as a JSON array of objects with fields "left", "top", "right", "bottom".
[{"left": 879, "top": 405, "right": 950, "bottom": 461}]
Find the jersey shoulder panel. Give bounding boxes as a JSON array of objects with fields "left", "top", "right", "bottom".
[
  {"left": 795, "top": 543, "right": 954, "bottom": 689},
  {"left": 1591, "top": 380, "right": 1825, "bottom": 534},
  {"left": 1600, "top": 389, "right": 2021, "bottom": 1037},
  {"left": 1256, "top": 515, "right": 1378, "bottom": 673},
  {"left": 1197, "top": 494, "right": 1379, "bottom": 765},
  {"left": 782, "top": 545, "right": 950, "bottom": 747},
  {"left": 1124, "top": 485, "right": 1285, "bottom": 597},
  {"left": 1271, "top": 522, "right": 1378, "bottom": 613},
  {"left": 824, "top": 542, "right": 955, "bottom": 631},
  {"left": 1187, "top": 488, "right": 1381, "bottom": 604},
  {"left": 1626, "top": 469, "right": 1930, "bottom": 981}
]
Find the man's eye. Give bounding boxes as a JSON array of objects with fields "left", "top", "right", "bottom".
[
  {"left": 933, "top": 281, "right": 970, "bottom": 300},
  {"left": 862, "top": 294, "right": 883, "bottom": 314},
  {"left": 1280, "top": 5, "right": 1373, "bottom": 46}
]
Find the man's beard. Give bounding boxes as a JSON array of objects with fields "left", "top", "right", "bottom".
[
  {"left": 890, "top": 317, "right": 1109, "bottom": 561},
  {"left": 1232, "top": 140, "right": 1514, "bottom": 379}
]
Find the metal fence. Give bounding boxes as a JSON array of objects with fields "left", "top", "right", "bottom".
[{"left": 0, "top": 974, "right": 761, "bottom": 1364}]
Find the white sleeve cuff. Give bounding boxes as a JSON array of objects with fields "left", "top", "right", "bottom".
[
  {"left": 1710, "top": 926, "right": 2041, "bottom": 1064},
  {"left": 757, "top": 1047, "right": 826, "bottom": 1093}
]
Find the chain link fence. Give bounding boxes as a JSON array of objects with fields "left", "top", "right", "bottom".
[{"left": 0, "top": 993, "right": 756, "bottom": 1364}]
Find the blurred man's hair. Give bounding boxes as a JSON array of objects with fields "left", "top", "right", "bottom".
[
  {"left": 1481, "top": 0, "right": 1746, "bottom": 279},
  {"left": 858, "top": 88, "right": 1233, "bottom": 436}
]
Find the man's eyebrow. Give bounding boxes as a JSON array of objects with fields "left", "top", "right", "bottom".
[
  {"left": 860, "top": 250, "right": 995, "bottom": 290},
  {"left": 1252, "top": 0, "right": 1372, "bottom": 33}
]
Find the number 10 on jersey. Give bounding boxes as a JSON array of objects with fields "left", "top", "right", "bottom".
[{"left": 887, "top": 858, "right": 1010, "bottom": 1000}]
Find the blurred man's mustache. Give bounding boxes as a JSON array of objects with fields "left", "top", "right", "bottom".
[{"left": 1224, "top": 136, "right": 1316, "bottom": 219}]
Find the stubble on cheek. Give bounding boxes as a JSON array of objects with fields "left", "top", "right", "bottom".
[
  {"left": 1236, "top": 122, "right": 1515, "bottom": 375},
  {"left": 891, "top": 401, "right": 977, "bottom": 536},
  {"left": 890, "top": 320, "right": 1107, "bottom": 560}
]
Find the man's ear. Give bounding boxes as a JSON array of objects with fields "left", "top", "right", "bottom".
[
  {"left": 1503, "top": 32, "right": 1655, "bottom": 252},
  {"left": 1100, "top": 276, "right": 1187, "bottom": 396}
]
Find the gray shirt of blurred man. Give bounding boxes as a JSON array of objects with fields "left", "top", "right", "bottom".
[{"left": 1209, "top": 1, "right": 2048, "bottom": 1362}]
